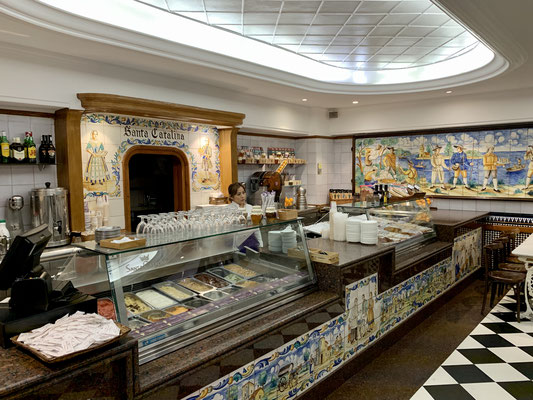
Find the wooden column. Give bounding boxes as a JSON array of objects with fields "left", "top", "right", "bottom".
[
  {"left": 219, "top": 127, "right": 239, "bottom": 197},
  {"left": 54, "top": 108, "right": 84, "bottom": 232}
]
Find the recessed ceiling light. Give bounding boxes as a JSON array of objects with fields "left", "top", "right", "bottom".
[
  {"left": 352, "top": 100, "right": 359, "bottom": 104},
  {"left": 446, "top": 90, "right": 453, "bottom": 94},
  {"left": 302, "top": 98, "right": 308, "bottom": 102}
]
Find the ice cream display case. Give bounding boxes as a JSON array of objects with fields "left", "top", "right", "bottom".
[
  {"left": 338, "top": 198, "right": 437, "bottom": 255},
  {"left": 60, "top": 219, "right": 315, "bottom": 364}
]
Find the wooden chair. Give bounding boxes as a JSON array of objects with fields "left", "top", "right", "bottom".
[
  {"left": 482, "top": 242, "right": 526, "bottom": 322},
  {"left": 494, "top": 236, "right": 527, "bottom": 273},
  {"left": 506, "top": 229, "right": 523, "bottom": 264}
]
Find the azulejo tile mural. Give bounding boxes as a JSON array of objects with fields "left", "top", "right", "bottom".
[
  {"left": 80, "top": 113, "right": 221, "bottom": 199},
  {"left": 183, "top": 230, "right": 481, "bottom": 400},
  {"left": 355, "top": 128, "right": 533, "bottom": 198}
]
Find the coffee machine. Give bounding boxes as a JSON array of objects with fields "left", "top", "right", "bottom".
[{"left": 31, "top": 182, "right": 71, "bottom": 247}]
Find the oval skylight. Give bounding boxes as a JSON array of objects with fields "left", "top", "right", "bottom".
[{"left": 29, "top": 0, "right": 507, "bottom": 92}]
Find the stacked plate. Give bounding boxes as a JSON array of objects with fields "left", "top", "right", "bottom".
[
  {"left": 95, "top": 226, "right": 121, "bottom": 244},
  {"left": 360, "top": 220, "right": 378, "bottom": 245},
  {"left": 281, "top": 227, "right": 297, "bottom": 254},
  {"left": 346, "top": 218, "right": 361, "bottom": 243},
  {"left": 268, "top": 231, "right": 282, "bottom": 252}
]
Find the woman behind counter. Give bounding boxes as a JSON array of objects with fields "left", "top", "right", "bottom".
[{"left": 228, "top": 182, "right": 253, "bottom": 215}]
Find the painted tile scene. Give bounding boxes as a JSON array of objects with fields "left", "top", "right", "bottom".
[{"left": 355, "top": 127, "right": 533, "bottom": 198}]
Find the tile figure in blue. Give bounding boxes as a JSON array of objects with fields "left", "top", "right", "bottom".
[
  {"left": 429, "top": 145, "right": 449, "bottom": 189},
  {"left": 523, "top": 144, "right": 533, "bottom": 190},
  {"left": 450, "top": 144, "right": 474, "bottom": 191},
  {"left": 481, "top": 145, "right": 500, "bottom": 192}
]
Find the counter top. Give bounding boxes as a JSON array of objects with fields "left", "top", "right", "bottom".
[
  {"left": 0, "top": 336, "right": 137, "bottom": 398},
  {"left": 430, "top": 209, "right": 488, "bottom": 228},
  {"left": 138, "top": 290, "right": 338, "bottom": 394},
  {"left": 306, "top": 237, "right": 394, "bottom": 268},
  {"left": 512, "top": 232, "right": 533, "bottom": 258}
]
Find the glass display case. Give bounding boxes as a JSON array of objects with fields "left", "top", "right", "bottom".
[
  {"left": 339, "top": 198, "right": 436, "bottom": 254},
  {"left": 58, "top": 219, "right": 315, "bottom": 363}
]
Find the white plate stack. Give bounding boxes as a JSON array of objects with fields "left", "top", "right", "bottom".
[
  {"left": 346, "top": 218, "right": 361, "bottom": 243},
  {"left": 360, "top": 220, "right": 378, "bottom": 245},
  {"left": 95, "top": 226, "right": 121, "bottom": 244},
  {"left": 281, "top": 227, "right": 297, "bottom": 254},
  {"left": 268, "top": 231, "right": 282, "bottom": 252}
]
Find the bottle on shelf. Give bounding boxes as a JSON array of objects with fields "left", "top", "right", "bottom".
[
  {"left": 383, "top": 184, "right": 389, "bottom": 205},
  {"left": 373, "top": 185, "right": 380, "bottom": 206},
  {"left": 47, "top": 135, "right": 56, "bottom": 164},
  {"left": 0, "top": 131, "right": 9, "bottom": 164},
  {"left": 26, "top": 131, "right": 37, "bottom": 164},
  {"left": 10, "top": 137, "right": 25, "bottom": 163},
  {"left": 39, "top": 135, "right": 49, "bottom": 163}
]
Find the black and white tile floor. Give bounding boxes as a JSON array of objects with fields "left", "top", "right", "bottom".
[{"left": 412, "top": 292, "right": 533, "bottom": 400}]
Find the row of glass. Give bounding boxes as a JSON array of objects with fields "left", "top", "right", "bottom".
[{"left": 136, "top": 209, "right": 248, "bottom": 243}]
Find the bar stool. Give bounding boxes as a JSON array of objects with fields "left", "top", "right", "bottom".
[
  {"left": 482, "top": 242, "right": 526, "bottom": 322},
  {"left": 506, "top": 229, "right": 523, "bottom": 264},
  {"left": 494, "top": 236, "right": 527, "bottom": 273}
]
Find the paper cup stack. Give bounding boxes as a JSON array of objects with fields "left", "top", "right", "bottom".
[
  {"left": 333, "top": 212, "right": 348, "bottom": 242},
  {"left": 268, "top": 231, "right": 282, "bottom": 252},
  {"left": 360, "top": 220, "right": 378, "bottom": 245},
  {"left": 281, "top": 227, "right": 297, "bottom": 254},
  {"left": 346, "top": 218, "right": 361, "bottom": 243}
]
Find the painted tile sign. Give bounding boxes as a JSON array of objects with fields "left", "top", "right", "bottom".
[
  {"left": 355, "top": 127, "right": 533, "bottom": 198},
  {"left": 81, "top": 113, "right": 221, "bottom": 199}
]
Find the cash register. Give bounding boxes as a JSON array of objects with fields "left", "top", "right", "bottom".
[{"left": 0, "top": 224, "right": 96, "bottom": 347}]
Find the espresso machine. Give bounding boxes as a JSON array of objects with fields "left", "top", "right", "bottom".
[{"left": 31, "top": 182, "right": 71, "bottom": 247}]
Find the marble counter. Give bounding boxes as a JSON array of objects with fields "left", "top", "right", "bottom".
[{"left": 430, "top": 209, "right": 488, "bottom": 228}]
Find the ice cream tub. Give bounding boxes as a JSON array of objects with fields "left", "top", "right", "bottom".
[
  {"left": 124, "top": 292, "right": 153, "bottom": 315},
  {"left": 201, "top": 290, "right": 229, "bottom": 301},
  {"left": 140, "top": 310, "right": 172, "bottom": 323},
  {"left": 194, "top": 273, "right": 230, "bottom": 288},
  {"left": 177, "top": 277, "right": 215, "bottom": 293},
  {"left": 153, "top": 281, "right": 195, "bottom": 301},
  {"left": 221, "top": 286, "right": 241, "bottom": 295},
  {"left": 223, "top": 264, "right": 259, "bottom": 278},
  {"left": 235, "top": 280, "right": 260, "bottom": 289},
  {"left": 135, "top": 289, "right": 176, "bottom": 309},
  {"left": 128, "top": 316, "right": 150, "bottom": 330},
  {"left": 163, "top": 305, "right": 192, "bottom": 316},
  {"left": 250, "top": 276, "right": 272, "bottom": 283},
  {"left": 97, "top": 297, "right": 117, "bottom": 321},
  {"left": 182, "top": 297, "right": 211, "bottom": 309},
  {"left": 207, "top": 267, "right": 246, "bottom": 284}
]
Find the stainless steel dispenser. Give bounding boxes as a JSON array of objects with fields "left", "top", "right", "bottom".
[{"left": 31, "top": 182, "right": 70, "bottom": 247}]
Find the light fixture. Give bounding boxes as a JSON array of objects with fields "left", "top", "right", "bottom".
[
  {"left": 446, "top": 90, "right": 453, "bottom": 94},
  {"left": 302, "top": 98, "right": 308, "bottom": 102},
  {"left": 352, "top": 100, "right": 359, "bottom": 104}
]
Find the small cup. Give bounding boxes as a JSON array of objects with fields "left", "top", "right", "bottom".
[{"left": 251, "top": 213, "right": 263, "bottom": 225}]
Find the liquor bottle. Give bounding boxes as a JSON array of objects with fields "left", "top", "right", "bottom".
[
  {"left": 383, "top": 185, "right": 389, "bottom": 205},
  {"left": 10, "top": 137, "right": 25, "bottom": 163},
  {"left": 0, "top": 131, "right": 9, "bottom": 163},
  {"left": 39, "top": 135, "right": 48, "bottom": 163},
  {"left": 27, "top": 132, "right": 37, "bottom": 164},
  {"left": 23, "top": 132, "right": 30, "bottom": 163},
  {"left": 47, "top": 135, "right": 56, "bottom": 164}
]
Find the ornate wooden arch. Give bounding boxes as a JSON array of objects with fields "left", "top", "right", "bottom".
[{"left": 122, "top": 145, "right": 191, "bottom": 232}]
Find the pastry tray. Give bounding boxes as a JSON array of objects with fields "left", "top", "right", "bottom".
[{"left": 10, "top": 322, "right": 130, "bottom": 364}]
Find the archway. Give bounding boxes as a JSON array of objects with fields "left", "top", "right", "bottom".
[{"left": 122, "top": 145, "right": 190, "bottom": 232}]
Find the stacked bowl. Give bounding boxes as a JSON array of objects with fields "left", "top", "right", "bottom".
[
  {"left": 268, "top": 231, "right": 282, "bottom": 253},
  {"left": 281, "top": 227, "right": 297, "bottom": 254},
  {"left": 360, "top": 220, "right": 378, "bottom": 245},
  {"left": 95, "top": 226, "right": 121, "bottom": 244},
  {"left": 346, "top": 218, "right": 361, "bottom": 243}
]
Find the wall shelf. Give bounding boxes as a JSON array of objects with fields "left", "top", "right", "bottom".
[{"left": 0, "top": 162, "right": 56, "bottom": 171}]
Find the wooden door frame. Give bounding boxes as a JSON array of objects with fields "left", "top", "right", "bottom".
[{"left": 122, "top": 145, "right": 191, "bottom": 232}]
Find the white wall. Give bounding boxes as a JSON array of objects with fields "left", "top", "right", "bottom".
[{"left": 0, "top": 114, "right": 57, "bottom": 230}]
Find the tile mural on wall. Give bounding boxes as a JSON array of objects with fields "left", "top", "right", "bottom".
[
  {"left": 355, "top": 127, "right": 533, "bottom": 198},
  {"left": 183, "top": 229, "right": 481, "bottom": 400},
  {"left": 80, "top": 113, "right": 221, "bottom": 200}
]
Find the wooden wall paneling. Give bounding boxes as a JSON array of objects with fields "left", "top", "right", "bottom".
[
  {"left": 219, "top": 127, "right": 239, "bottom": 197},
  {"left": 0, "top": 109, "right": 55, "bottom": 119},
  {"left": 77, "top": 94, "right": 245, "bottom": 127},
  {"left": 54, "top": 109, "right": 84, "bottom": 232}
]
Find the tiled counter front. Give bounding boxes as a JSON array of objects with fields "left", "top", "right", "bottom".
[{"left": 182, "top": 229, "right": 482, "bottom": 400}]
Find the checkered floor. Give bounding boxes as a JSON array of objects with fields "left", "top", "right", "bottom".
[{"left": 411, "top": 292, "right": 533, "bottom": 400}]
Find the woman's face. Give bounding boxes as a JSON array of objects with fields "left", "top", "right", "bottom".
[
  {"left": 91, "top": 131, "right": 98, "bottom": 140},
  {"left": 233, "top": 186, "right": 246, "bottom": 207}
]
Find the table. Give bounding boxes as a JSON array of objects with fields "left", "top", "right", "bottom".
[{"left": 511, "top": 233, "right": 533, "bottom": 319}]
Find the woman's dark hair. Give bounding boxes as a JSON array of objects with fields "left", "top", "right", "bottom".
[{"left": 228, "top": 182, "right": 245, "bottom": 199}]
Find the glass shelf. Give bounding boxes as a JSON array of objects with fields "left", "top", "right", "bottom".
[{"left": 73, "top": 218, "right": 302, "bottom": 256}]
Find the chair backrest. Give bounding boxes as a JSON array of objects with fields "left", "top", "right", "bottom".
[
  {"left": 507, "top": 230, "right": 518, "bottom": 250},
  {"left": 484, "top": 242, "right": 503, "bottom": 273},
  {"left": 494, "top": 236, "right": 511, "bottom": 258}
]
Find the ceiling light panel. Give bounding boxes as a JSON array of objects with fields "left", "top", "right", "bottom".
[{"left": 140, "top": 0, "right": 489, "bottom": 73}]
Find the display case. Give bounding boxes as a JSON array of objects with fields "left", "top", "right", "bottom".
[
  {"left": 339, "top": 198, "right": 436, "bottom": 256},
  {"left": 59, "top": 219, "right": 315, "bottom": 363}
]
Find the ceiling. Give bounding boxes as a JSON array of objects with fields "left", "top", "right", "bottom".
[
  {"left": 0, "top": 0, "right": 531, "bottom": 110},
  {"left": 142, "top": 0, "right": 478, "bottom": 72}
]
